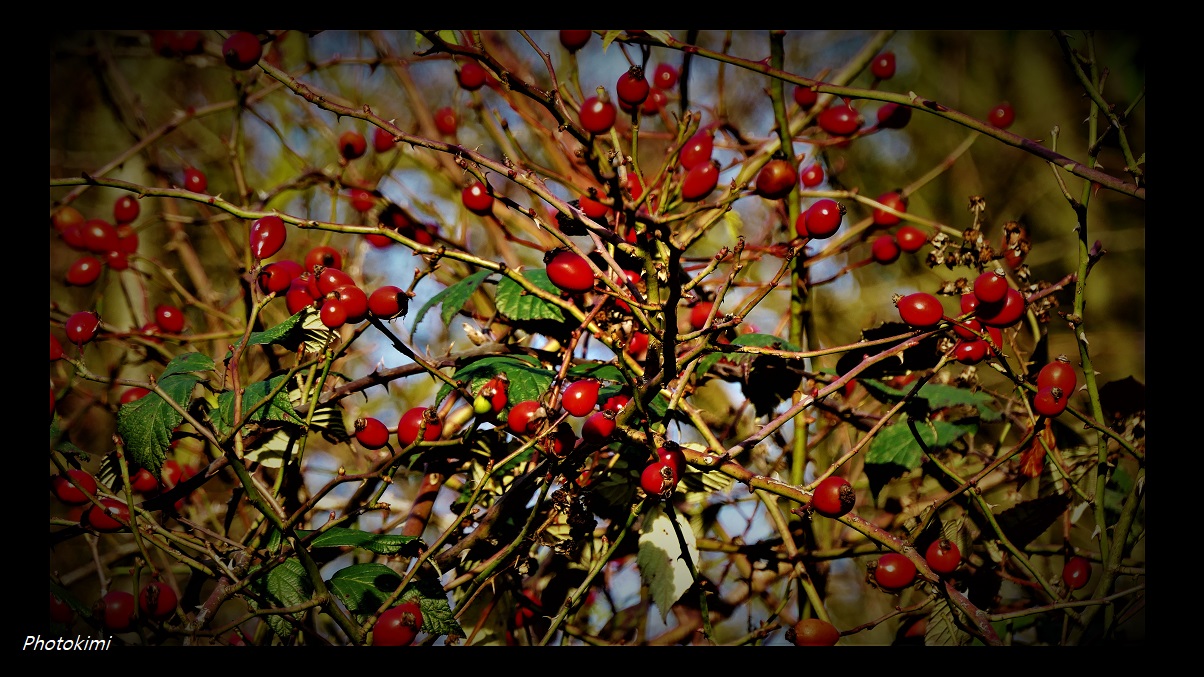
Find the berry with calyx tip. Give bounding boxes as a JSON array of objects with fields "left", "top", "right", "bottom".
[
  {"left": 810, "top": 475, "right": 856, "bottom": 518},
  {"left": 368, "top": 285, "right": 410, "bottom": 320},
  {"left": 790, "top": 618, "right": 840, "bottom": 646},
  {"left": 305, "top": 245, "right": 343, "bottom": 273},
  {"left": 139, "top": 581, "right": 178, "bottom": 622},
  {"left": 925, "top": 538, "right": 962, "bottom": 576},
  {"left": 817, "top": 103, "right": 862, "bottom": 136},
  {"left": 973, "top": 269, "right": 1009, "bottom": 305},
  {"left": 338, "top": 130, "right": 367, "bottom": 160},
  {"left": 372, "top": 602, "right": 423, "bottom": 646},
  {"left": 355, "top": 417, "right": 390, "bottom": 450},
  {"left": 397, "top": 407, "right": 441, "bottom": 446},
  {"left": 1032, "top": 385, "right": 1068, "bottom": 417},
  {"left": 974, "top": 287, "right": 1026, "bottom": 328},
  {"left": 640, "top": 461, "right": 678, "bottom": 498},
  {"left": 657, "top": 445, "right": 687, "bottom": 479},
  {"left": 507, "top": 400, "right": 545, "bottom": 436},
  {"left": 896, "top": 292, "right": 944, "bottom": 329},
  {"left": 579, "top": 93, "right": 617, "bottom": 135},
  {"left": 474, "top": 375, "right": 509, "bottom": 416},
  {"left": 1038, "top": 356, "right": 1077, "bottom": 394},
  {"left": 802, "top": 199, "right": 844, "bottom": 239},
  {"left": 65, "top": 310, "right": 101, "bottom": 345},
  {"left": 222, "top": 31, "right": 262, "bottom": 70},
  {"left": 581, "top": 409, "right": 617, "bottom": 442},
  {"left": 616, "top": 66, "right": 650, "bottom": 106},
  {"left": 457, "top": 61, "right": 488, "bottom": 90}
]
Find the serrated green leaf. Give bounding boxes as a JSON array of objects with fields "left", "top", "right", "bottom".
[
  {"left": 926, "top": 596, "right": 972, "bottom": 646},
  {"left": 226, "top": 312, "right": 305, "bottom": 360},
  {"left": 301, "top": 527, "right": 421, "bottom": 556},
  {"left": 600, "top": 30, "right": 624, "bottom": 51},
  {"left": 117, "top": 369, "right": 205, "bottom": 478},
  {"left": 328, "top": 564, "right": 462, "bottom": 637},
  {"left": 436, "top": 355, "right": 555, "bottom": 410},
  {"left": 160, "top": 351, "right": 216, "bottom": 379},
  {"left": 995, "top": 494, "right": 1072, "bottom": 549},
  {"left": 495, "top": 270, "right": 565, "bottom": 322},
  {"left": 916, "top": 383, "right": 1001, "bottom": 422},
  {"left": 328, "top": 562, "right": 402, "bottom": 616},
  {"left": 696, "top": 333, "right": 800, "bottom": 379},
  {"left": 247, "top": 558, "right": 311, "bottom": 640},
  {"left": 865, "top": 417, "right": 977, "bottom": 470},
  {"left": 642, "top": 30, "right": 673, "bottom": 44},
  {"left": 212, "top": 373, "right": 305, "bottom": 436},
  {"left": 412, "top": 269, "right": 491, "bottom": 331},
  {"left": 567, "top": 362, "right": 625, "bottom": 383},
  {"left": 637, "top": 503, "right": 698, "bottom": 622}
]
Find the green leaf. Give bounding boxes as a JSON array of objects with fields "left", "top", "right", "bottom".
[
  {"left": 117, "top": 352, "right": 213, "bottom": 478},
  {"left": 435, "top": 355, "right": 555, "bottom": 410},
  {"left": 637, "top": 503, "right": 699, "bottom": 622},
  {"left": 300, "top": 527, "right": 421, "bottom": 556},
  {"left": 995, "top": 494, "right": 1072, "bottom": 550},
  {"left": 328, "top": 562, "right": 402, "bottom": 617},
  {"left": 160, "top": 351, "right": 216, "bottom": 379},
  {"left": 327, "top": 565, "right": 463, "bottom": 638},
  {"left": 412, "top": 269, "right": 491, "bottom": 331},
  {"left": 600, "top": 30, "right": 624, "bottom": 51},
  {"left": 925, "top": 596, "right": 972, "bottom": 646},
  {"left": 495, "top": 270, "right": 564, "bottom": 322},
  {"left": 212, "top": 373, "right": 305, "bottom": 436},
  {"left": 696, "top": 333, "right": 800, "bottom": 379},
  {"left": 865, "top": 416, "right": 978, "bottom": 470},
  {"left": 566, "top": 362, "right": 625, "bottom": 384},
  {"left": 246, "top": 558, "right": 312, "bottom": 640},
  {"left": 224, "top": 308, "right": 336, "bottom": 360},
  {"left": 916, "top": 383, "right": 1002, "bottom": 422}
]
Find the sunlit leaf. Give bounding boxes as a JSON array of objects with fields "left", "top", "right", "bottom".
[
  {"left": 495, "top": 270, "right": 564, "bottom": 322},
  {"left": 637, "top": 503, "right": 698, "bottom": 622},
  {"left": 412, "top": 269, "right": 491, "bottom": 331},
  {"left": 117, "top": 352, "right": 213, "bottom": 478},
  {"left": 865, "top": 416, "right": 977, "bottom": 470}
]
